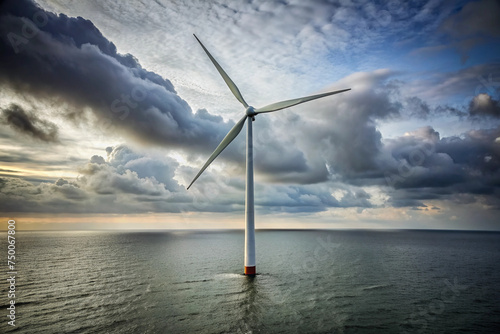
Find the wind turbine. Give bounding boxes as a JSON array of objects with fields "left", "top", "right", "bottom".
[{"left": 188, "top": 34, "right": 350, "bottom": 276}]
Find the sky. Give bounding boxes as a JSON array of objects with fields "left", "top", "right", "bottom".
[{"left": 0, "top": 0, "right": 499, "bottom": 231}]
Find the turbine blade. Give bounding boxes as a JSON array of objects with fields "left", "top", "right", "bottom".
[
  {"left": 255, "top": 88, "right": 351, "bottom": 114},
  {"left": 187, "top": 115, "right": 248, "bottom": 190},
  {"left": 193, "top": 34, "right": 249, "bottom": 108}
]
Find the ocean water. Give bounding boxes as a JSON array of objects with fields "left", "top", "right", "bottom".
[{"left": 1, "top": 229, "right": 500, "bottom": 333}]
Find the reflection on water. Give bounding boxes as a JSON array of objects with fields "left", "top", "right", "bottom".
[{"left": 239, "top": 275, "right": 265, "bottom": 333}]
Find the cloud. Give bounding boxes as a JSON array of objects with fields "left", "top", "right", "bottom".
[
  {"left": 430, "top": 92, "right": 500, "bottom": 120},
  {"left": 281, "top": 69, "right": 402, "bottom": 183},
  {"left": 106, "top": 144, "right": 181, "bottom": 192},
  {"left": 440, "top": 0, "right": 500, "bottom": 39},
  {"left": 0, "top": 176, "right": 88, "bottom": 213},
  {"left": 260, "top": 66, "right": 500, "bottom": 211},
  {"left": 469, "top": 94, "right": 500, "bottom": 118},
  {"left": 0, "top": 143, "right": 382, "bottom": 215},
  {"left": 406, "top": 62, "right": 500, "bottom": 104},
  {"left": 0, "top": 145, "right": 185, "bottom": 214},
  {"left": 0, "top": 103, "right": 59, "bottom": 142},
  {"left": 0, "top": 0, "right": 235, "bottom": 153},
  {"left": 255, "top": 183, "right": 373, "bottom": 214},
  {"left": 404, "top": 96, "right": 431, "bottom": 119},
  {"left": 0, "top": 0, "right": 321, "bottom": 187},
  {"left": 39, "top": 0, "right": 467, "bottom": 116},
  {"left": 439, "top": 0, "right": 500, "bottom": 63},
  {"left": 384, "top": 125, "right": 500, "bottom": 208}
]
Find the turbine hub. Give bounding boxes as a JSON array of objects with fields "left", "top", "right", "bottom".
[{"left": 245, "top": 106, "right": 256, "bottom": 117}]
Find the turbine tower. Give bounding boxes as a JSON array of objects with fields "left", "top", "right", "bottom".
[{"left": 188, "top": 34, "right": 350, "bottom": 276}]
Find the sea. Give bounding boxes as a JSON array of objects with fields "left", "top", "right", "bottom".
[{"left": 1, "top": 229, "right": 500, "bottom": 333}]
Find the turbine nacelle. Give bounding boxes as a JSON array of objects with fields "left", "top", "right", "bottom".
[{"left": 245, "top": 106, "right": 256, "bottom": 118}]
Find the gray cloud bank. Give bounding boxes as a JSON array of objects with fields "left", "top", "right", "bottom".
[
  {"left": 285, "top": 70, "right": 500, "bottom": 211},
  {"left": 0, "top": 145, "right": 370, "bottom": 214},
  {"left": 0, "top": 145, "right": 184, "bottom": 214}
]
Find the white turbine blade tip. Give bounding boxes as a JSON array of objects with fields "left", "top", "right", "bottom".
[
  {"left": 193, "top": 34, "right": 249, "bottom": 108},
  {"left": 255, "top": 88, "right": 351, "bottom": 114}
]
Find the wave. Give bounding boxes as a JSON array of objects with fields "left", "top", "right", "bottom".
[
  {"left": 214, "top": 273, "right": 244, "bottom": 279},
  {"left": 361, "top": 284, "right": 392, "bottom": 291}
]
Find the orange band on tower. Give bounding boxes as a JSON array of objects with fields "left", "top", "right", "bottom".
[{"left": 244, "top": 266, "right": 256, "bottom": 275}]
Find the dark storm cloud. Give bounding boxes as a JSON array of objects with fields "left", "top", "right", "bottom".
[
  {"left": 439, "top": 0, "right": 500, "bottom": 63},
  {"left": 0, "top": 0, "right": 233, "bottom": 152},
  {"left": 0, "top": 103, "right": 58, "bottom": 142},
  {"left": 384, "top": 126, "right": 500, "bottom": 208},
  {"left": 293, "top": 70, "right": 402, "bottom": 183},
  {"left": 252, "top": 115, "right": 311, "bottom": 182},
  {"left": 283, "top": 65, "right": 500, "bottom": 209},
  {"left": 438, "top": 127, "right": 500, "bottom": 180}
]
